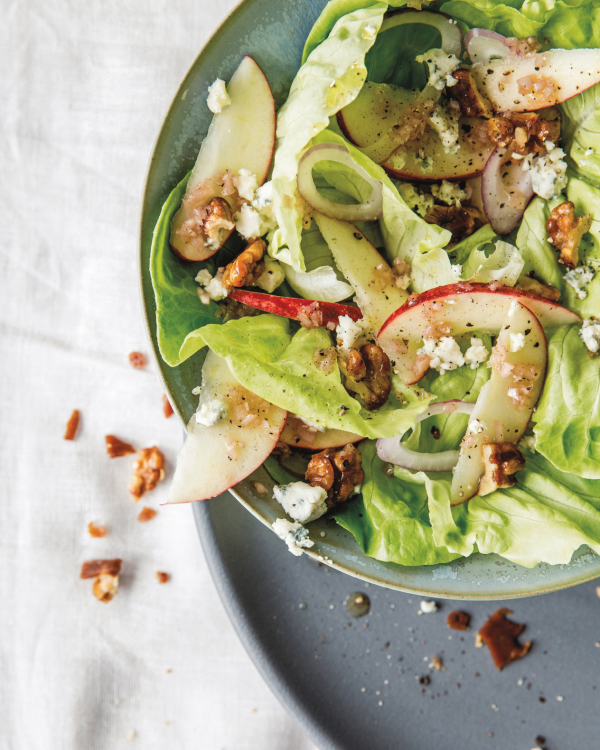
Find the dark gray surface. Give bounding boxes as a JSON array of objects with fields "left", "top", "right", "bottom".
[{"left": 195, "top": 493, "right": 600, "bottom": 750}]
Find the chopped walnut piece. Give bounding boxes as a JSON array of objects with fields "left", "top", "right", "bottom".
[
  {"left": 129, "top": 352, "right": 146, "bottom": 369},
  {"left": 162, "top": 395, "right": 174, "bottom": 418},
  {"left": 546, "top": 200, "right": 591, "bottom": 269},
  {"left": 129, "top": 447, "right": 166, "bottom": 500},
  {"left": 479, "top": 608, "right": 532, "bottom": 669},
  {"left": 64, "top": 409, "right": 80, "bottom": 440},
  {"left": 306, "top": 443, "right": 364, "bottom": 509},
  {"left": 424, "top": 205, "right": 483, "bottom": 244},
  {"left": 222, "top": 239, "right": 266, "bottom": 290},
  {"left": 88, "top": 522, "right": 107, "bottom": 538},
  {"left": 487, "top": 116, "right": 515, "bottom": 149},
  {"left": 203, "top": 197, "right": 235, "bottom": 249},
  {"left": 447, "top": 611, "right": 471, "bottom": 630},
  {"left": 156, "top": 571, "right": 170, "bottom": 584},
  {"left": 106, "top": 435, "right": 136, "bottom": 458},
  {"left": 478, "top": 442, "right": 526, "bottom": 496},
  {"left": 138, "top": 507, "right": 157, "bottom": 523},
  {"left": 451, "top": 69, "right": 493, "bottom": 118},
  {"left": 339, "top": 343, "right": 391, "bottom": 411},
  {"left": 345, "top": 349, "right": 367, "bottom": 381},
  {"left": 488, "top": 112, "right": 560, "bottom": 155},
  {"left": 516, "top": 275, "right": 561, "bottom": 302},
  {"left": 81, "top": 559, "right": 122, "bottom": 603}
]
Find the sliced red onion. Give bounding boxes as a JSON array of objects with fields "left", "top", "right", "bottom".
[
  {"left": 297, "top": 143, "right": 383, "bottom": 222},
  {"left": 376, "top": 400, "right": 475, "bottom": 472},
  {"left": 465, "top": 28, "right": 512, "bottom": 64},
  {"left": 481, "top": 146, "right": 533, "bottom": 234},
  {"left": 381, "top": 10, "right": 462, "bottom": 58}
]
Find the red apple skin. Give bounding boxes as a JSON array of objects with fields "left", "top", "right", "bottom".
[
  {"left": 281, "top": 416, "right": 364, "bottom": 451},
  {"left": 377, "top": 282, "right": 579, "bottom": 385},
  {"left": 228, "top": 289, "right": 363, "bottom": 327}
]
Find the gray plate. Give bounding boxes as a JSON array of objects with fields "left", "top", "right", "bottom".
[{"left": 196, "top": 493, "right": 600, "bottom": 749}]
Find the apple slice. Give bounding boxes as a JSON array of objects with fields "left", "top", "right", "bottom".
[
  {"left": 167, "top": 351, "right": 286, "bottom": 504},
  {"left": 471, "top": 49, "right": 600, "bottom": 113},
  {"left": 450, "top": 302, "right": 547, "bottom": 504},
  {"left": 337, "top": 81, "right": 494, "bottom": 181},
  {"left": 313, "top": 213, "right": 408, "bottom": 334},
  {"left": 170, "top": 56, "right": 276, "bottom": 261},
  {"left": 377, "top": 282, "right": 579, "bottom": 385},
  {"left": 281, "top": 415, "right": 363, "bottom": 451},
  {"left": 228, "top": 289, "right": 362, "bottom": 327}
]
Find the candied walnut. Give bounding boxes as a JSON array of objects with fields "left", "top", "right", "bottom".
[
  {"left": 447, "top": 611, "right": 471, "bottom": 630},
  {"left": 81, "top": 559, "right": 122, "bottom": 603},
  {"left": 64, "top": 409, "right": 80, "bottom": 441},
  {"left": 306, "top": 443, "right": 364, "bottom": 509},
  {"left": 340, "top": 343, "right": 391, "bottom": 411},
  {"left": 478, "top": 442, "right": 526, "bottom": 496},
  {"left": 88, "top": 522, "right": 107, "bottom": 538},
  {"left": 516, "top": 275, "right": 561, "bottom": 302},
  {"left": 138, "top": 506, "right": 157, "bottom": 523},
  {"left": 222, "top": 239, "right": 266, "bottom": 290},
  {"left": 425, "top": 205, "right": 483, "bottom": 244},
  {"left": 203, "top": 197, "right": 235, "bottom": 249},
  {"left": 546, "top": 200, "right": 591, "bottom": 269},
  {"left": 479, "top": 608, "right": 531, "bottom": 669},
  {"left": 487, "top": 117, "right": 514, "bottom": 148},
  {"left": 488, "top": 112, "right": 559, "bottom": 155},
  {"left": 162, "top": 394, "right": 174, "bottom": 418},
  {"left": 156, "top": 571, "right": 170, "bottom": 584},
  {"left": 451, "top": 69, "right": 493, "bottom": 118},
  {"left": 129, "top": 352, "right": 146, "bottom": 369},
  {"left": 129, "top": 447, "right": 166, "bottom": 500},
  {"left": 346, "top": 349, "right": 367, "bottom": 381},
  {"left": 106, "top": 435, "right": 136, "bottom": 458}
]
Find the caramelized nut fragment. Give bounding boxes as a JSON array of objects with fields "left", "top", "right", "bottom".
[
  {"left": 479, "top": 608, "right": 531, "bottom": 669},
  {"left": 129, "top": 447, "right": 166, "bottom": 500},
  {"left": 88, "top": 522, "right": 107, "bottom": 538},
  {"left": 447, "top": 611, "right": 471, "bottom": 631},
  {"left": 546, "top": 200, "right": 591, "bottom": 269},
  {"left": 340, "top": 344, "right": 391, "bottom": 411},
  {"left": 306, "top": 443, "right": 365, "bottom": 509},
  {"left": 106, "top": 435, "right": 136, "bottom": 458},
  {"left": 487, "top": 111, "right": 560, "bottom": 155},
  {"left": 222, "top": 239, "right": 266, "bottom": 290},
  {"left": 424, "top": 205, "right": 483, "bottom": 244},
  {"left": 64, "top": 410, "right": 80, "bottom": 441},
  {"left": 516, "top": 275, "right": 561, "bottom": 302},
  {"left": 129, "top": 352, "right": 146, "bottom": 369},
  {"left": 345, "top": 349, "right": 367, "bottom": 381},
  {"left": 203, "top": 197, "right": 235, "bottom": 249},
  {"left": 138, "top": 506, "right": 157, "bottom": 523},
  {"left": 478, "top": 442, "right": 526, "bottom": 496},
  {"left": 81, "top": 559, "right": 122, "bottom": 603},
  {"left": 156, "top": 571, "right": 170, "bottom": 584},
  {"left": 451, "top": 69, "right": 493, "bottom": 118}
]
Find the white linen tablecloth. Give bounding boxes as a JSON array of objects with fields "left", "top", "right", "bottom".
[{"left": 0, "top": 2, "right": 317, "bottom": 747}]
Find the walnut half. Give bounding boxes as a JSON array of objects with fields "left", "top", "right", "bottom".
[
  {"left": 203, "top": 197, "right": 235, "bottom": 249},
  {"left": 450, "top": 69, "right": 493, "bottom": 118},
  {"left": 222, "top": 239, "right": 266, "bottom": 290},
  {"left": 546, "top": 200, "right": 591, "bottom": 269},
  {"left": 305, "top": 444, "right": 365, "bottom": 509},
  {"left": 478, "top": 443, "right": 526, "bottom": 496}
]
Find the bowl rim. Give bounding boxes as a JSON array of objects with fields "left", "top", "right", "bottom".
[{"left": 137, "top": 0, "right": 600, "bottom": 600}]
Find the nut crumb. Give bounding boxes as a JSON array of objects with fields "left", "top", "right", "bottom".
[
  {"left": 64, "top": 410, "right": 80, "bottom": 440},
  {"left": 88, "top": 522, "right": 107, "bottom": 538},
  {"left": 129, "top": 351, "right": 146, "bottom": 369},
  {"left": 138, "top": 507, "right": 157, "bottom": 523},
  {"left": 479, "top": 608, "right": 531, "bottom": 669},
  {"left": 156, "top": 571, "right": 169, "bottom": 584},
  {"left": 475, "top": 633, "right": 484, "bottom": 648},
  {"left": 250, "top": 481, "right": 267, "bottom": 494},
  {"left": 106, "top": 435, "right": 136, "bottom": 458},
  {"left": 81, "top": 559, "right": 122, "bottom": 603},
  {"left": 447, "top": 611, "right": 470, "bottom": 630},
  {"left": 596, "top": 586, "right": 600, "bottom": 598},
  {"left": 127, "top": 729, "right": 136, "bottom": 740},
  {"left": 429, "top": 654, "right": 445, "bottom": 671},
  {"left": 162, "top": 394, "right": 174, "bottom": 418},
  {"left": 129, "top": 447, "right": 166, "bottom": 499}
]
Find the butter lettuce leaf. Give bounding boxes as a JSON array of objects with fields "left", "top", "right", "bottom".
[
  {"left": 534, "top": 325, "right": 600, "bottom": 479},
  {"left": 181, "top": 314, "right": 432, "bottom": 438},
  {"left": 333, "top": 441, "right": 460, "bottom": 566},
  {"left": 561, "top": 83, "right": 600, "bottom": 185},
  {"left": 515, "top": 196, "right": 565, "bottom": 289},
  {"left": 149, "top": 172, "right": 223, "bottom": 367}
]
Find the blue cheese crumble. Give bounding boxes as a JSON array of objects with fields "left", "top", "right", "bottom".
[
  {"left": 206, "top": 79, "right": 231, "bottom": 114},
  {"left": 335, "top": 315, "right": 364, "bottom": 358},
  {"left": 398, "top": 183, "right": 434, "bottom": 217},
  {"left": 580, "top": 318, "right": 600, "bottom": 353},
  {"left": 522, "top": 145, "right": 567, "bottom": 200},
  {"left": 418, "top": 336, "right": 465, "bottom": 374},
  {"left": 195, "top": 269, "right": 229, "bottom": 304},
  {"left": 428, "top": 103, "right": 460, "bottom": 155},
  {"left": 272, "top": 518, "right": 314, "bottom": 556},
  {"left": 196, "top": 399, "right": 228, "bottom": 427},
  {"left": 233, "top": 169, "right": 258, "bottom": 202},
  {"left": 564, "top": 265, "right": 595, "bottom": 300},
  {"left": 431, "top": 179, "right": 468, "bottom": 207},
  {"left": 464, "top": 337, "right": 488, "bottom": 368},
  {"left": 509, "top": 332, "right": 526, "bottom": 352},
  {"left": 253, "top": 258, "right": 285, "bottom": 293},
  {"left": 273, "top": 481, "right": 328, "bottom": 523},
  {"left": 415, "top": 49, "right": 460, "bottom": 90}
]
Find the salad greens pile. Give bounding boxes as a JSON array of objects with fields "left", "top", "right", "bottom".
[{"left": 151, "top": 0, "right": 600, "bottom": 568}]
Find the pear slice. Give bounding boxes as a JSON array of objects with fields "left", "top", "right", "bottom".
[
  {"left": 167, "top": 351, "right": 286, "bottom": 504},
  {"left": 170, "top": 56, "right": 276, "bottom": 261},
  {"left": 313, "top": 213, "right": 408, "bottom": 334},
  {"left": 281, "top": 416, "right": 363, "bottom": 451},
  {"left": 450, "top": 302, "right": 547, "bottom": 504}
]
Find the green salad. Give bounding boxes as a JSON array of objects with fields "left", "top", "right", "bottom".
[{"left": 151, "top": 0, "right": 600, "bottom": 568}]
